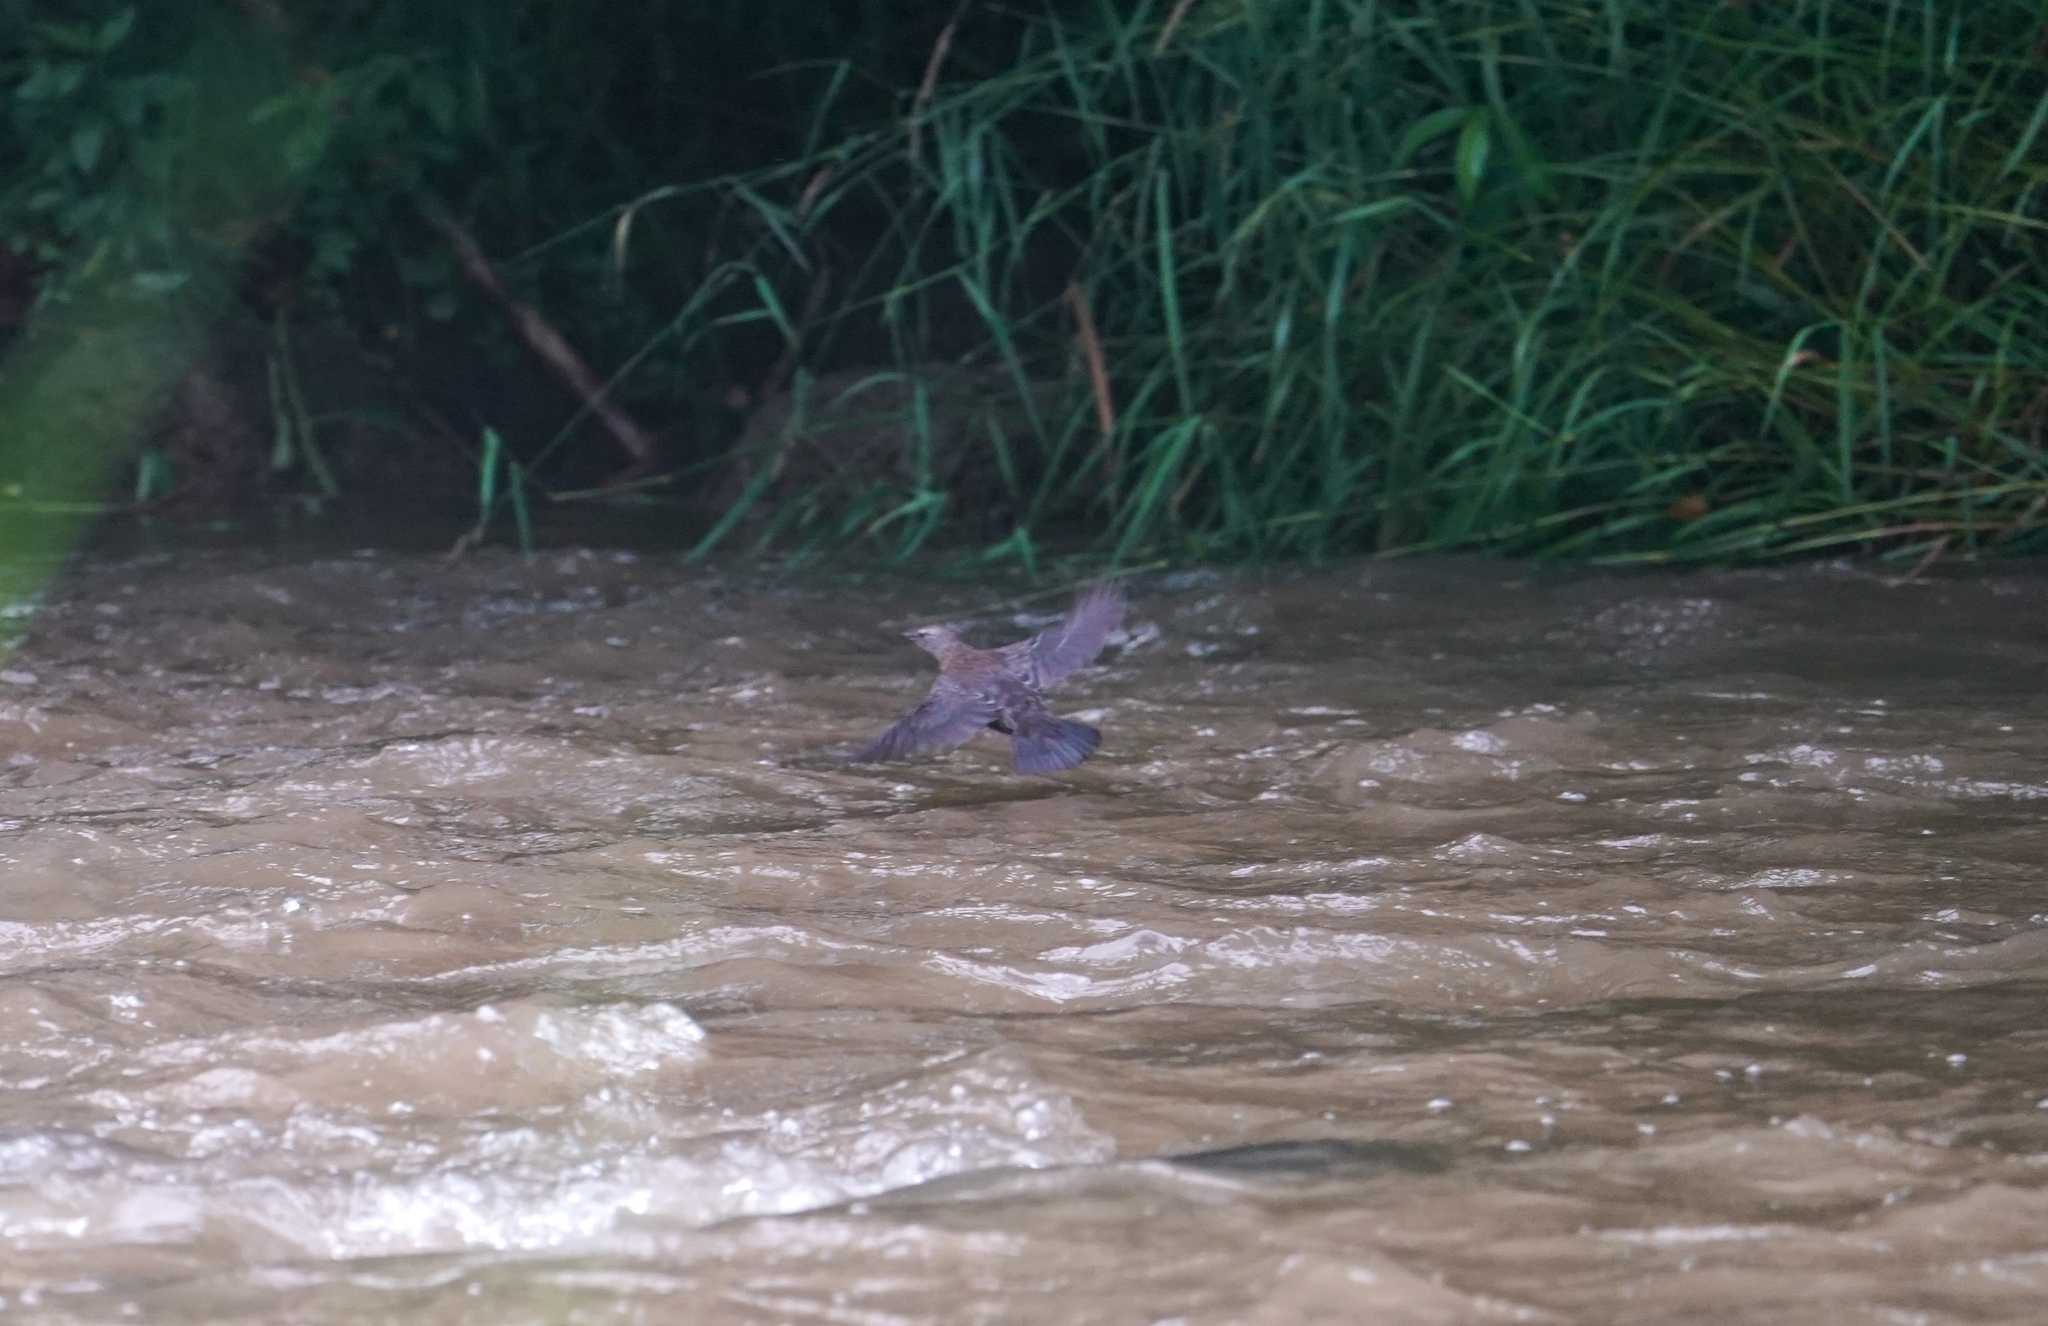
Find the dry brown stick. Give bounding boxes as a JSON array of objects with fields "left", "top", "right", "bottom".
[
  {"left": 908, "top": 2, "right": 973, "bottom": 158},
  {"left": 1902, "top": 534, "right": 1950, "bottom": 580},
  {"left": 415, "top": 191, "right": 659, "bottom": 474},
  {"left": 1063, "top": 281, "right": 1118, "bottom": 496},
  {"left": 794, "top": 165, "right": 835, "bottom": 222},
  {"left": 1154, "top": 0, "right": 1201, "bottom": 54}
]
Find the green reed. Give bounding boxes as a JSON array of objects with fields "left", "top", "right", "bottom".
[{"left": 677, "top": 0, "right": 2048, "bottom": 566}]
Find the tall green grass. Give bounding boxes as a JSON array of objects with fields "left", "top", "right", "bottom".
[{"left": 670, "top": 0, "right": 2048, "bottom": 565}]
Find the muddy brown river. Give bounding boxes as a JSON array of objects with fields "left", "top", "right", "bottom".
[{"left": 2, "top": 546, "right": 2045, "bottom": 1324}]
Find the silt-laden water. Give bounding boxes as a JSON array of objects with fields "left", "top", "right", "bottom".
[{"left": 2, "top": 548, "right": 2045, "bottom": 1323}]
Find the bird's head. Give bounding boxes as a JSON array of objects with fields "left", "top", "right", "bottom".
[{"left": 903, "top": 623, "right": 963, "bottom": 656}]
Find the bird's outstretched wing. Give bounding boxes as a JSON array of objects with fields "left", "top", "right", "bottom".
[
  {"left": 848, "top": 678, "right": 998, "bottom": 763},
  {"left": 1002, "top": 581, "right": 1125, "bottom": 689}
]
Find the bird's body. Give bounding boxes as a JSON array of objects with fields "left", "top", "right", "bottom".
[{"left": 850, "top": 583, "right": 1124, "bottom": 774}]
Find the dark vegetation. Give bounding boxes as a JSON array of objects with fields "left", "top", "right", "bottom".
[{"left": 2, "top": 0, "right": 2045, "bottom": 575}]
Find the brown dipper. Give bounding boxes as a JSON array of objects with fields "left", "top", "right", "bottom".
[{"left": 850, "top": 582, "right": 1125, "bottom": 774}]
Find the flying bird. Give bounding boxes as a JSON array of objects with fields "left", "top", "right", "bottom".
[{"left": 850, "top": 582, "right": 1125, "bottom": 774}]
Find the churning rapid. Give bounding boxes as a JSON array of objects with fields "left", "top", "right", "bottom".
[{"left": 2, "top": 546, "right": 2045, "bottom": 1323}]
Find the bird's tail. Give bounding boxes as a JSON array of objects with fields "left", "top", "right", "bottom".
[{"left": 1011, "top": 714, "right": 1100, "bottom": 774}]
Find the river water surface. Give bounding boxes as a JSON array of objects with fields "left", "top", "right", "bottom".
[{"left": 2, "top": 547, "right": 2045, "bottom": 1324}]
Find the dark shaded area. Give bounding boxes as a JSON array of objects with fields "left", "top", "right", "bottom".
[{"left": 0, "top": 1, "right": 1085, "bottom": 520}]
